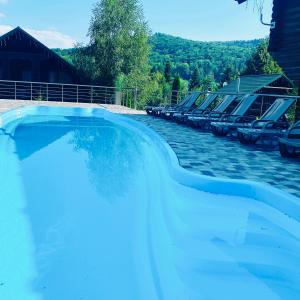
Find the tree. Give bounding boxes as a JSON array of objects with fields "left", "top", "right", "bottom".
[
  {"left": 164, "top": 61, "right": 172, "bottom": 83},
  {"left": 244, "top": 39, "right": 282, "bottom": 75},
  {"left": 175, "top": 63, "right": 190, "bottom": 80},
  {"left": 220, "top": 66, "right": 239, "bottom": 85},
  {"left": 171, "top": 75, "right": 181, "bottom": 104},
  {"left": 73, "top": 43, "right": 95, "bottom": 83},
  {"left": 189, "top": 67, "right": 201, "bottom": 90},
  {"left": 88, "top": 0, "right": 150, "bottom": 85},
  {"left": 172, "top": 75, "right": 181, "bottom": 91},
  {"left": 200, "top": 75, "right": 218, "bottom": 92}
]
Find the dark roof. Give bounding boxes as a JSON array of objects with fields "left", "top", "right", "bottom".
[
  {"left": 218, "top": 74, "right": 293, "bottom": 94},
  {"left": 0, "top": 27, "right": 78, "bottom": 75},
  {"left": 234, "top": 0, "right": 247, "bottom": 4}
]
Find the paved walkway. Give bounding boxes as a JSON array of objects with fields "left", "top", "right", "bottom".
[{"left": 129, "top": 115, "right": 300, "bottom": 198}]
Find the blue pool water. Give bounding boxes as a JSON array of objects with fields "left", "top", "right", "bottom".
[{"left": 0, "top": 107, "right": 300, "bottom": 300}]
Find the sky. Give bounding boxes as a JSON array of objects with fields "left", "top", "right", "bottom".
[{"left": 0, "top": 0, "right": 273, "bottom": 48}]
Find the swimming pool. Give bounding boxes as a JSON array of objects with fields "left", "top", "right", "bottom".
[{"left": 0, "top": 106, "right": 299, "bottom": 300}]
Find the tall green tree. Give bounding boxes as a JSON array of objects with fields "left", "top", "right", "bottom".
[
  {"left": 164, "top": 61, "right": 172, "bottom": 83},
  {"left": 72, "top": 43, "right": 95, "bottom": 83},
  {"left": 201, "top": 75, "right": 218, "bottom": 92},
  {"left": 88, "top": 0, "right": 150, "bottom": 85},
  {"left": 221, "top": 66, "right": 239, "bottom": 85},
  {"left": 189, "top": 67, "right": 201, "bottom": 90},
  {"left": 171, "top": 75, "right": 181, "bottom": 104},
  {"left": 172, "top": 75, "right": 181, "bottom": 91},
  {"left": 244, "top": 39, "right": 282, "bottom": 75},
  {"left": 175, "top": 63, "right": 190, "bottom": 80}
]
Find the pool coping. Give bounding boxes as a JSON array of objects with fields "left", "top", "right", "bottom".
[{"left": 1, "top": 105, "right": 299, "bottom": 222}]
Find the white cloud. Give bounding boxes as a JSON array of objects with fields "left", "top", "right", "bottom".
[
  {"left": 26, "top": 28, "right": 76, "bottom": 48},
  {"left": 0, "top": 25, "right": 76, "bottom": 48},
  {"left": 0, "top": 24, "right": 12, "bottom": 35},
  {"left": 0, "top": 0, "right": 8, "bottom": 3}
]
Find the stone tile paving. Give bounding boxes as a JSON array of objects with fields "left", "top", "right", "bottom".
[{"left": 128, "top": 114, "right": 300, "bottom": 198}]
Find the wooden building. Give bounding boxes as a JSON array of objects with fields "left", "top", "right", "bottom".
[
  {"left": 235, "top": 0, "right": 300, "bottom": 120},
  {"left": 0, "top": 27, "right": 80, "bottom": 84},
  {"left": 269, "top": 0, "right": 300, "bottom": 86}
]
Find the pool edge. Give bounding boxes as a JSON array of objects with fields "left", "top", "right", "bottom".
[{"left": 1, "top": 105, "right": 299, "bottom": 222}]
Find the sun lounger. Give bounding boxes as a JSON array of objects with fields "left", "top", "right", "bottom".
[
  {"left": 237, "top": 98, "right": 296, "bottom": 145},
  {"left": 173, "top": 93, "right": 219, "bottom": 125},
  {"left": 279, "top": 120, "right": 300, "bottom": 158},
  {"left": 145, "top": 92, "right": 193, "bottom": 116},
  {"left": 185, "top": 95, "right": 237, "bottom": 128},
  {"left": 211, "top": 94, "right": 260, "bottom": 136},
  {"left": 161, "top": 91, "right": 201, "bottom": 119},
  {"left": 145, "top": 104, "right": 163, "bottom": 115}
]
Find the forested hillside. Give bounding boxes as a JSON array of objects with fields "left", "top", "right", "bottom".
[
  {"left": 149, "top": 33, "right": 261, "bottom": 82},
  {"left": 53, "top": 33, "right": 261, "bottom": 83}
]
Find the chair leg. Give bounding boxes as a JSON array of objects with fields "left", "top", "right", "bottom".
[
  {"left": 212, "top": 126, "right": 228, "bottom": 137},
  {"left": 238, "top": 131, "right": 259, "bottom": 145},
  {"left": 279, "top": 143, "right": 300, "bottom": 158}
]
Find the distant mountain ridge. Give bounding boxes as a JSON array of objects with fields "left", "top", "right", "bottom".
[
  {"left": 53, "top": 32, "right": 262, "bottom": 82},
  {"left": 149, "top": 33, "right": 262, "bottom": 81}
]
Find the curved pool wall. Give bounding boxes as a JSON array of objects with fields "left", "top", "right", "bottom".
[
  {"left": 1, "top": 105, "right": 299, "bottom": 218},
  {"left": 0, "top": 105, "right": 300, "bottom": 300}
]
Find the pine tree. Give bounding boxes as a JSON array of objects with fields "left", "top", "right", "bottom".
[
  {"left": 244, "top": 39, "right": 281, "bottom": 75},
  {"left": 189, "top": 67, "right": 201, "bottom": 90},
  {"left": 164, "top": 61, "right": 172, "bottom": 83},
  {"left": 171, "top": 75, "right": 181, "bottom": 104}
]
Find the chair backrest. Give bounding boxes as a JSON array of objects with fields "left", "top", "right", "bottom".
[
  {"left": 176, "top": 93, "right": 193, "bottom": 107},
  {"left": 213, "top": 95, "right": 237, "bottom": 113},
  {"left": 194, "top": 94, "right": 219, "bottom": 112},
  {"left": 261, "top": 98, "right": 296, "bottom": 121},
  {"left": 182, "top": 91, "right": 202, "bottom": 108},
  {"left": 231, "top": 94, "right": 260, "bottom": 116}
]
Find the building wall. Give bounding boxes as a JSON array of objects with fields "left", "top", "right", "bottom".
[
  {"left": 269, "top": 0, "right": 300, "bottom": 86},
  {"left": 0, "top": 51, "right": 78, "bottom": 84}
]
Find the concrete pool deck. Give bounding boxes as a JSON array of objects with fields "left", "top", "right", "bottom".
[{"left": 0, "top": 100, "right": 299, "bottom": 197}]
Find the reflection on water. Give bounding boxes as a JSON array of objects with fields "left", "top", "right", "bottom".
[
  {"left": 14, "top": 116, "right": 147, "bottom": 200},
  {"left": 14, "top": 120, "right": 73, "bottom": 161},
  {"left": 69, "top": 117, "right": 145, "bottom": 201},
  {"left": 11, "top": 115, "right": 156, "bottom": 300}
]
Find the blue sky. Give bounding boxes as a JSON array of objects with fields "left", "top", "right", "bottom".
[{"left": 0, "top": 0, "right": 273, "bottom": 48}]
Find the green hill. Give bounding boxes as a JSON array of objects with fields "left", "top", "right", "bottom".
[
  {"left": 149, "top": 33, "right": 261, "bottom": 82},
  {"left": 53, "top": 33, "right": 261, "bottom": 83}
]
